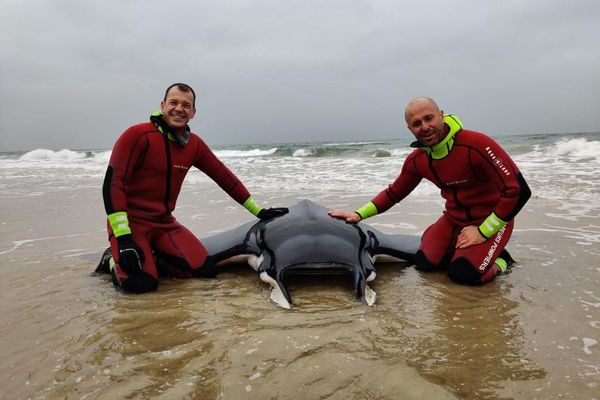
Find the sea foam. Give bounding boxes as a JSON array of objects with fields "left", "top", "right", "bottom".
[
  {"left": 550, "top": 138, "right": 600, "bottom": 159},
  {"left": 214, "top": 148, "right": 278, "bottom": 158},
  {"left": 19, "top": 149, "right": 87, "bottom": 161}
]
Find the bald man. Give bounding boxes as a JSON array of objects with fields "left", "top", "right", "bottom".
[{"left": 329, "top": 97, "right": 531, "bottom": 285}]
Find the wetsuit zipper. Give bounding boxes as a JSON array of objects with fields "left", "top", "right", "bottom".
[
  {"left": 453, "top": 188, "right": 473, "bottom": 221},
  {"left": 162, "top": 134, "right": 172, "bottom": 216}
]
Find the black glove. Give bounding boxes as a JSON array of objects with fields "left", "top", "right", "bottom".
[
  {"left": 257, "top": 207, "right": 289, "bottom": 220},
  {"left": 116, "top": 234, "right": 145, "bottom": 275}
]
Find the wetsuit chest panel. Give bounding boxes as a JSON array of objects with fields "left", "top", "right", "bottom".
[
  {"left": 125, "top": 132, "right": 196, "bottom": 217},
  {"left": 122, "top": 132, "right": 169, "bottom": 215},
  {"left": 426, "top": 146, "right": 483, "bottom": 189},
  {"left": 418, "top": 145, "right": 500, "bottom": 225}
]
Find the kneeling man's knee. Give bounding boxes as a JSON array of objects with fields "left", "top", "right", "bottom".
[
  {"left": 114, "top": 270, "right": 158, "bottom": 293},
  {"left": 191, "top": 257, "right": 217, "bottom": 278},
  {"left": 447, "top": 258, "right": 481, "bottom": 285},
  {"left": 414, "top": 250, "right": 437, "bottom": 271}
]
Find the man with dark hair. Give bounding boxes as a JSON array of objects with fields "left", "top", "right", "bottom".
[
  {"left": 330, "top": 97, "right": 531, "bottom": 285},
  {"left": 163, "top": 83, "right": 196, "bottom": 106},
  {"left": 98, "top": 83, "right": 287, "bottom": 293}
]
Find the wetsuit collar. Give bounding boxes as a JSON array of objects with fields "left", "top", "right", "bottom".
[
  {"left": 150, "top": 111, "right": 190, "bottom": 146},
  {"left": 410, "top": 114, "right": 463, "bottom": 159}
]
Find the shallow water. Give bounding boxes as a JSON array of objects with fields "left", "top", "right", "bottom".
[
  {"left": 1, "top": 133, "right": 599, "bottom": 399},
  {"left": 1, "top": 184, "right": 599, "bottom": 399}
]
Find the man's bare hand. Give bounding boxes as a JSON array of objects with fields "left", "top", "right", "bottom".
[
  {"left": 328, "top": 210, "right": 362, "bottom": 223},
  {"left": 456, "top": 225, "right": 486, "bottom": 249}
]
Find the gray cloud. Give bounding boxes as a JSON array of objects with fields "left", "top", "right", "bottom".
[{"left": 1, "top": 0, "right": 599, "bottom": 151}]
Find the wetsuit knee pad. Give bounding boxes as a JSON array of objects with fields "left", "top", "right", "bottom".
[
  {"left": 191, "top": 257, "right": 217, "bottom": 278},
  {"left": 447, "top": 258, "right": 481, "bottom": 285},
  {"left": 414, "top": 250, "right": 436, "bottom": 271},
  {"left": 115, "top": 270, "right": 158, "bottom": 293}
]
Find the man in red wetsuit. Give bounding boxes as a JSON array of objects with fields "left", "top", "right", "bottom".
[
  {"left": 329, "top": 97, "right": 531, "bottom": 285},
  {"left": 98, "top": 83, "right": 287, "bottom": 293}
]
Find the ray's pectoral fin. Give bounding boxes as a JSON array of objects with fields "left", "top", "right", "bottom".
[
  {"left": 257, "top": 252, "right": 292, "bottom": 309},
  {"left": 201, "top": 220, "right": 262, "bottom": 269}
]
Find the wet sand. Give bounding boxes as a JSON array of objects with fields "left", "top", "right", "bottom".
[{"left": 1, "top": 183, "right": 599, "bottom": 399}]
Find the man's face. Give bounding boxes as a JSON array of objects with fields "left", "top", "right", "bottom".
[
  {"left": 160, "top": 87, "right": 196, "bottom": 130},
  {"left": 405, "top": 100, "right": 445, "bottom": 147}
]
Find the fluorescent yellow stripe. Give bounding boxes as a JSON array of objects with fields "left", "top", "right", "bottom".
[
  {"left": 479, "top": 212, "right": 507, "bottom": 238},
  {"left": 108, "top": 211, "right": 131, "bottom": 237},
  {"left": 426, "top": 114, "right": 463, "bottom": 159},
  {"left": 355, "top": 201, "right": 378, "bottom": 220},
  {"left": 495, "top": 257, "right": 508, "bottom": 273},
  {"left": 243, "top": 196, "right": 262, "bottom": 216},
  {"left": 444, "top": 114, "right": 463, "bottom": 134}
]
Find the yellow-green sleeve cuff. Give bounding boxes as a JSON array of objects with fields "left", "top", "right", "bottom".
[
  {"left": 242, "top": 196, "right": 262, "bottom": 216},
  {"left": 478, "top": 212, "right": 507, "bottom": 238},
  {"left": 108, "top": 211, "right": 132, "bottom": 237},
  {"left": 355, "top": 201, "right": 378, "bottom": 220}
]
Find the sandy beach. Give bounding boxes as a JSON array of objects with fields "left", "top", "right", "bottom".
[
  {"left": 1, "top": 169, "right": 599, "bottom": 399},
  {"left": 2, "top": 0, "right": 599, "bottom": 396}
]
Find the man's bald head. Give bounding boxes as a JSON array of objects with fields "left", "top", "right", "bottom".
[{"left": 404, "top": 97, "right": 440, "bottom": 122}]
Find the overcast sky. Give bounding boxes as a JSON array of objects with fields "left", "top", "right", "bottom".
[{"left": 1, "top": 0, "right": 599, "bottom": 151}]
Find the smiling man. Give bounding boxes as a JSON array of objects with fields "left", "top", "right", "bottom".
[
  {"left": 100, "top": 83, "right": 287, "bottom": 293},
  {"left": 329, "top": 97, "right": 531, "bottom": 285}
]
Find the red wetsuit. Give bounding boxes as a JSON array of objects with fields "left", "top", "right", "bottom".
[
  {"left": 372, "top": 128, "right": 530, "bottom": 284},
  {"left": 103, "top": 118, "right": 251, "bottom": 290}
]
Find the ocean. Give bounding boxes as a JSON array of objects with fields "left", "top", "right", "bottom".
[
  {"left": 2, "top": 131, "right": 599, "bottom": 201},
  {"left": 1, "top": 131, "right": 599, "bottom": 399}
]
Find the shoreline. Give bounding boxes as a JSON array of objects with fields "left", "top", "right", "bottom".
[{"left": 1, "top": 176, "right": 599, "bottom": 398}]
